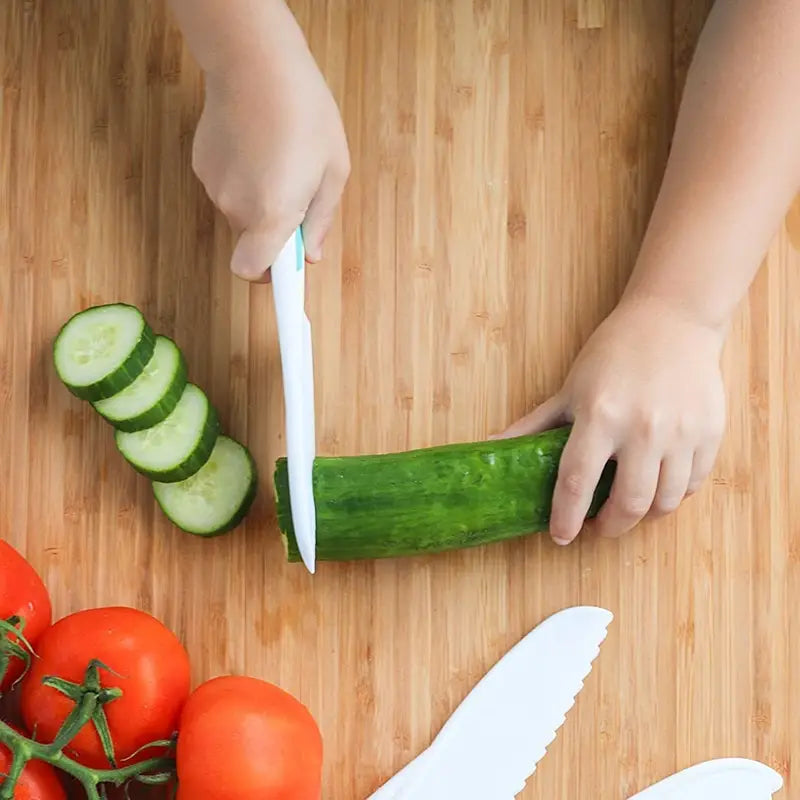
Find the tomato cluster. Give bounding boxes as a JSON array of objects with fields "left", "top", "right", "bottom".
[{"left": 0, "top": 540, "right": 323, "bottom": 800}]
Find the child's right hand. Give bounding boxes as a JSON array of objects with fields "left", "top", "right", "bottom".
[{"left": 191, "top": 25, "right": 350, "bottom": 281}]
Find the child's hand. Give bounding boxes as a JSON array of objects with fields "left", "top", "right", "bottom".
[
  {"left": 498, "top": 298, "right": 726, "bottom": 545},
  {"left": 190, "top": 25, "right": 350, "bottom": 280}
]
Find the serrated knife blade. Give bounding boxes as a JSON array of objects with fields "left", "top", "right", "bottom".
[{"left": 367, "top": 605, "right": 614, "bottom": 800}]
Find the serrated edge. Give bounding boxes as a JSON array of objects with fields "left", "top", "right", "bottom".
[
  {"left": 394, "top": 607, "right": 614, "bottom": 800},
  {"left": 509, "top": 612, "right": 613, "bottom": 796}
]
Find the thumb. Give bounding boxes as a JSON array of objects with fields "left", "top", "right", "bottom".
[
  {"left": 230, "top": 224, "right": 298, "bottom": 282},
  {"left": 491, "top": 395, "right": 566, "bottom": 440},
  {"left": 301, "top": 163, "right": 350, "bottom": 263}
]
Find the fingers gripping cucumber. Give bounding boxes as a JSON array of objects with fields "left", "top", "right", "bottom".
[
  {"left": 53, "top": 304, "right": 156, "bottom": 401},
  {"left": 93, "top": 335, "right": 187, "bottom": 432}
]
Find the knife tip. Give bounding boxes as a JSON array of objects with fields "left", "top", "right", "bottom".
[{"left": 300, "top": 551, "right": 316, "bottom": 574}]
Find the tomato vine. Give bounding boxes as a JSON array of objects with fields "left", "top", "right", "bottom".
[
  {"left": 0, "top": 617, "right": 33, "bottom": 692},
  {"left": 0, "top": 657, "right": 177, "bottom": 799}
]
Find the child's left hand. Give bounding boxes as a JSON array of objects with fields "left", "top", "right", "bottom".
[{"left": 497, "top": 296, "right": 727, "bottom": 545}]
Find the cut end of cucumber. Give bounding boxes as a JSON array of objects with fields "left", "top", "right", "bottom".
[
  {"left": 53, "top": 303, "right": 156, "bottom": 401},
  {"left": 153, "top": 436, "right": 258, "bottom": 536},
  {"left": 115, "top": 383, "right": 219, "bottom": 482},
  {"left": 93, "top": 336, "right": 187, "bottom": 431}
]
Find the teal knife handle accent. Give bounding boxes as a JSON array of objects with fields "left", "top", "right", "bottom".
[{"left": 295, "top": 226, "right": 305, "bottom": 271}]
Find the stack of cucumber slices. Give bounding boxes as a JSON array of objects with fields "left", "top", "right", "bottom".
[{"left": 53, "top": 303, "right": 257, "bottom": 536}]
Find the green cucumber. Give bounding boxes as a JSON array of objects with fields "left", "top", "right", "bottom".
[
  {"left": 275, "top": 426, "right": 615, "bottom": 562},
  {"left": 92, "top": 336, "right": 187, "bottom": 432},
  {"left": 115, "top": 383, "right": 219, "bottom": 482},
  {"left": 53, "top": 303, "right": 156, "bottom": 401},
  {"left": 153, "top": 436, "right": 258, "bottom": 536}
]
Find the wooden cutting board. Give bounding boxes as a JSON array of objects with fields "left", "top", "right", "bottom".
[{"left": 1, "top": 1, "right": 798, "bottom": 797}]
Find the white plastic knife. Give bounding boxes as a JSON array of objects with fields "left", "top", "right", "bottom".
[
  {"left": 627, "top": 758, "right": 783, "bottom": 799},
  {"left": 366, "top": 605, "right": 614, "bottom": 800},
  {"left": 271, "top": 228, "right": 316, "bottom": 573}
]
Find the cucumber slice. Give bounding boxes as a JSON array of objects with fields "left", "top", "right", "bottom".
[
  {"left": 92, "top": 336, "right": 187, "bottom": 432},
  {"left": 153, "top": 436, "right": 258, "bottom": 536},
  {"left": 53, "top": 304, "right": 156, "bottom": 401},
  {"left": 115, "top": 383, "right": 219, "bottom": 482}
]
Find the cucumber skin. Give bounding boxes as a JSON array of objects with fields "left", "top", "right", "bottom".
[
  {"left": 115, "top": 402, "right": 221, "bottom": 483},
  {"left": 275, "top": 426, "right": 616, "bottom": 563},
  {"left": 93, "top": 346, "right": 188, "bottom": 433},
  {"left": 153, "top": 445, "right": 259, "bottom": 537},
  {"left": 53, "top": 304, "right": 157, "bottom": 402}
]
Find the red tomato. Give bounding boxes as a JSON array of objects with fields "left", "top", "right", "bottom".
[
  {"left": 0, "top": 540, "right": 53, "bottom": 691},
  {"left": 176, "top": 676, "right": 323, "bottom": 800},
  {"left": 20, "top": 607, "right": 190, "bottom": 770},
  {"left": 0, "top": 725, "right": 66, "bottom": 800}
]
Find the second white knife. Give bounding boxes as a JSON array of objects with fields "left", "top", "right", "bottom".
[
  {"left": 628, "top": 758, "right": 783, "bottom": 799},
  {"left": 367, "top": 605, "right": 614, "bottom": 800}
]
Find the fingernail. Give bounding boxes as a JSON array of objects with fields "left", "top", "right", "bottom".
[
  {"left": 232, "top": 267, "right": 263, "bottom": 282},
  {"left": 305, "top": 243, "right": 323, "bottom": 263},
  {"left": 552, "top": 536, "right": 571, "bottom": 546}
]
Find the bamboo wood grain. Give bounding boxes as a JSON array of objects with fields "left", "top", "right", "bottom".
[{"left": 1, "top": 1, "right": 797, "bottom": 797}]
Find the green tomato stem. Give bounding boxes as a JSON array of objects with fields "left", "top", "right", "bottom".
[
  {"left": 41, "top": 661, "right": 124, "bottom": 766},
  {"left": 0, "top": 616, "right": 33, "bottom": 691},
  {"left": 0, "top": 658, "right": 177, "bottom": 799},
  {"left": 0, "top": 718, "right": 175, "bottom": 798},
  {"left": 45, "top": 688, "right": 100, "bottom": 754},
  {"left": 0, "top": 743, "right": 28, "bottom": 796}
]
